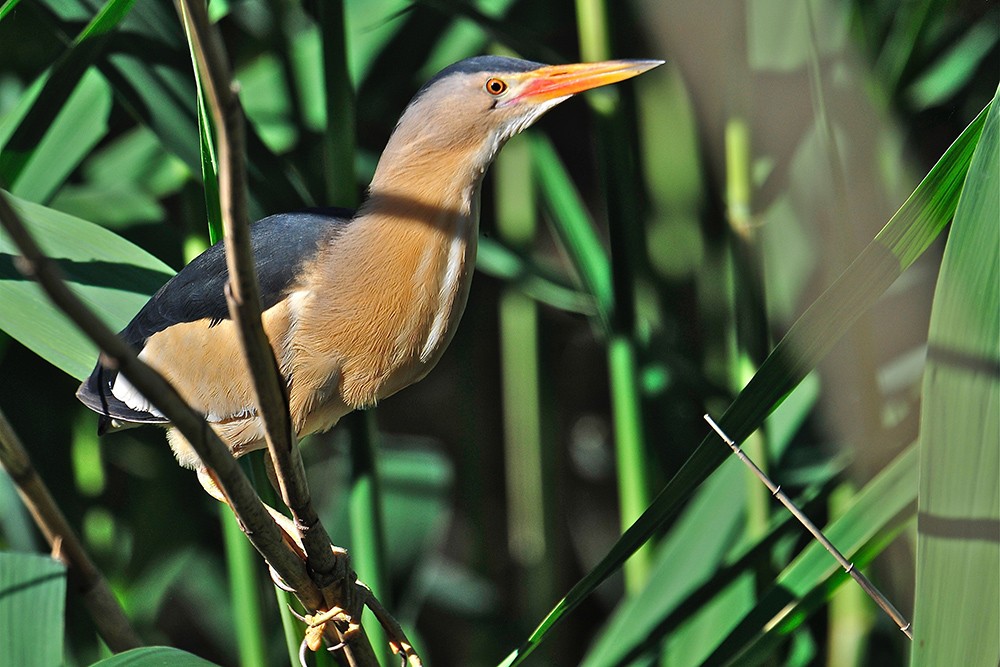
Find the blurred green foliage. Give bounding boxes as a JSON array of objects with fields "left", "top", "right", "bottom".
[{"left": 0, "top": 1, "right": 996, "bottom": 666}]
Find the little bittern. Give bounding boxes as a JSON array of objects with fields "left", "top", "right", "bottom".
[{"left": 77, "top": 56, "right": 662, "bottom": 465}]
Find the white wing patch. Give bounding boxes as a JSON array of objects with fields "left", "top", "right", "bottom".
[{"left": 111, "top": 365, "right": 165, "bottom": 418}]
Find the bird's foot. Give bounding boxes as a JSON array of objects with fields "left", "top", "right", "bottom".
[
  {"left": 298, "top": 605, "right": 361, "bottom": 652},
  {"left": 291, "top": 571, "right": 423, "bottom": 666}
]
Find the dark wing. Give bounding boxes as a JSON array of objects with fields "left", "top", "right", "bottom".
[{"left": 76, "top": 208, "right": 354, "bottom": 431}]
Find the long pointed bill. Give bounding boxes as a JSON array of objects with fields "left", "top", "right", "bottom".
[{"left": 509, "top": 59, "right": 664, "bottom": 106}]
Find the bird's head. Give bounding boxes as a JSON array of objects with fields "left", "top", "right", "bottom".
[{"left": 371, "top": 56, "right": 663, "bottom": 191}]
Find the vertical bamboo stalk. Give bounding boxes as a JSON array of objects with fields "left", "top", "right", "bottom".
[
  {"left": 724, "top": 118, "right": 770, "bottom": 540},
  {"left": 496, "top": 136, "right": 557, "bottom": 634},
  {"left": 220, "top": 504, "right": 268, "bottom": 667},
  {"left": 181, "top": 13, "right": 272, "bottom": 659},
  {"left": 574, "top": 0, "right": 653, "bottom": 591}
]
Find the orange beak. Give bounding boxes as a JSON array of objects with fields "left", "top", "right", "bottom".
[{"left": 507, "top": 59, "right": 664, "bottom": 106}]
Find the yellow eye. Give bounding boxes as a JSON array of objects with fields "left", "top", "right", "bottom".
[{"left": 485, "top": 77, "right": 508, "bottom": 96}]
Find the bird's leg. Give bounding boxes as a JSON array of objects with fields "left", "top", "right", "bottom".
[
  {"left": 197, "top": 467, "right": 372, "bottom": 651},
  {"left": 258, "top": 454, "right": 359, "bottom": 612},
  {"left": 197, "top": 466, "right": 307, "bottom": 559},
  {"left": 293, "top": 580, "right": 422, "bottom": 667}
]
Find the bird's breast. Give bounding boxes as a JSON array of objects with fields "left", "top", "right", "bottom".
[{"left": 291, "top": 192, "right": 479, "bottom": 413}]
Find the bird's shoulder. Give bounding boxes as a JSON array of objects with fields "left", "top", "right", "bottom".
[
  {"left": 121, "top": 207, "right": 354, "bottom": 346},
  {"left": 76, "top": 207, "right": 354, "bottom": 430}
]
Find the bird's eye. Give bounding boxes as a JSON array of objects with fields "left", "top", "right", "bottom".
[{"left": 484, "top": 77, "right": 508, "bottom": 96}]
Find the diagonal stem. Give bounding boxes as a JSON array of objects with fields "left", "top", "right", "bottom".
[
  {"left": 173, "top": 0, "right": 361, "bottom": 635},
  {"left": 0, "top": 190, "right": 328, "bottom": 638},
  {"left": 0, "top": 408, "right": 143, "bottom": 652},
  {"left": 1, "top": 188, "right": 422, "bottom": 661},
  {"left": 703, "top": 414, "right": 913, "bottom": 639}
]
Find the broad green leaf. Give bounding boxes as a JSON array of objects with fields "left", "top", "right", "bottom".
[
  {"left": 0, "top": 192, "right": 174, "bottom": 380},
  {"left": 48, "top": 127, "right": 188, "bottom": 228},
  {"left": 0, "top": 551, "right": 66, "bottom": 667},
  {"left": 51, "top": 188, "right": 161, "bottom": 231},
  {"left": 81, "top": 127, "right": 189, "bottom": 196},
  {"left": 407, "top": 0, "right": 561, "bottom": 69},
  {"left": 911, "top": 85, "right": 999, "bottom": 667},
  {"left": 583, "top": 458, "right": 748, "bottom": 667},
  {"left": 92, "top": 647, "right": 220, "bottom": 666},
  {"left": 29, "top": 0, "right": 313, "bottom": 213},
  {"left": 344, "top": 0, "right": 411, "bottom": 84},
  {"left": 289, "top": 23, "right": 327, "bottom": 134},
  {"left": 498, "top": 102, "right": 990, "bottom": 667},
  {"left": 421, "top": 0, "right": 519, "bottom": 75},
  {"left": 0, "top": 474, "right": 37, "bottom": 551},
  {"left": 238, "top": 53, "right": 299, "bottom": 154}
]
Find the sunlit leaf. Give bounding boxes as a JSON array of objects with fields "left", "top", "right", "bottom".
[
  {"left": 5, "top": 69, "right": 112, "bottom": 204},
  {"left": 911, "top": 85, "right": 999, "bottom": 667},
  {"left": 92, "top": 647, "right": 220, "bottom": 666},
  {"left": 498, "top": 101, "right": 990, "bottom": 667},
  {"left": 0, "top": 551, "right": 66, "bottom": 667},
  {"left": 712, "top": 445, "right": 917, "bottom": 664},
  {"left": 582, "top": 375, "right": 822, "bottom": 667},
  {"left": 907, "top": 22, "right": 999, "bottom": 110},
  {"left": 530, "top": 134, "right": 614, "bottom": 331},
  {"left": 0, "top": 191, "right": 174, "bottom": 380}
]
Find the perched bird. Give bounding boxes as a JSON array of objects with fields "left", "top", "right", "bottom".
[{"left": 77, "top": 56, "right": 662, "bottom": 468}]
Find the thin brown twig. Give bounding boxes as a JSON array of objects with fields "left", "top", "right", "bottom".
[
  {"left": 703, "top": 414, "right": 914, "bottom": 640},
  {"left": 3, "top": 0, "right": 420, "bottom": 654},
  {"left": 0, "top": 187, "right": 396, "bottom": 660},
  {"left": 0, "top": 408, "right": 143, "bottom": 652},
  {"left": 0, "top": 190, "right": 324, "bottom": 619},
  {"left": 173, "top": 1, "right": 380, "bottom": 662},
  {"left": 173, "top": 0, "right": 352, "bottom": 614}
]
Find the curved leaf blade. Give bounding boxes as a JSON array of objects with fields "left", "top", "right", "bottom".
[
  {"left": 711, "top": 445, "right": 918, "bottom": 665},
  {"left": 911, "top": 84, "right": 1000, "bottom": 667},
  {"left": 498, "top": 101, "right": 990, "bottom": 667},
  {"left": 7, "top": 69, "right": 112, "bottom": 204},
  {"left": 0, "top": 551, "right": 66, "bottom": 667},
  {"left": 0, "top": 192, "right": 174, "bottom": 380},
  {"left": 0, "top": 0, "right": 136, "bottom": 190},
  {"left": 92, "top": 646, "right": 220, "bottom": 666}
]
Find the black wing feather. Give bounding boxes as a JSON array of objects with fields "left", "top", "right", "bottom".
[
  {"left": 77, "top": 208, "right": 353, "bottom": 429},
  {"left": 121, "top": 207, "right": 353, "bottom": 346}
]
